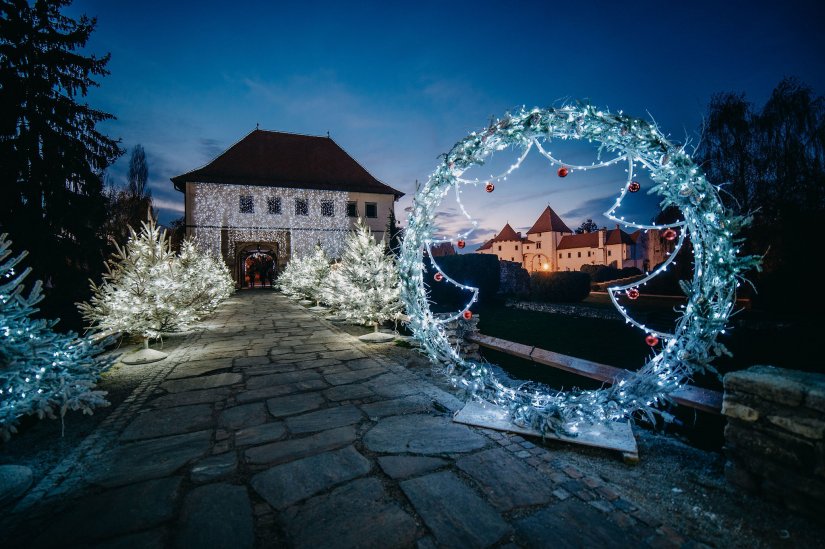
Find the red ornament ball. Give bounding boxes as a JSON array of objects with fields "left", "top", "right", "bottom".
[
  {"left": 662, "top": 228, "right": 678, "bottom": 241},
  {"left": 557, "top": 166, "right": 569, "bottom": 178},
  {"left": 645, "top": 334, "right": 660, "bottom": 347},
  {"left": 626, "top": 288, "right": 640, "bottom": 300},
  {"left": 434, "top": 272, "right": 444, "bottom": 282},
  {"left": 628, "top": 181, "right": 641, "bottom": 193},
  {"left": 485, "top": 182, "right": 495, "bottom": 193},
  {"left": 456, "top": 240, "right": 466, "bottom": 249},
  {"left": 462, "top": 310, "right": 473, "bottom": 320}
]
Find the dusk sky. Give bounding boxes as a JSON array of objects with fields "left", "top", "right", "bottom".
[{"left": 70, "top": 0, "right": 825, "bottom": 247}]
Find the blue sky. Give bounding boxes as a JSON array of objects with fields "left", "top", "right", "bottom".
[{"left": 69, "top": 0, "right": 825, "bottom": 247}]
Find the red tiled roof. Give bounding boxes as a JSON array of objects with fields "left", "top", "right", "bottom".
[
  {"left": 521, "top": 238, "right": 536, "bottom": 244},
  {"left": 605, "top": 228, "right": 635, "bottom": 246},
  {"left": 630, "top": 229, "right": 643, "bottom": 243},
  {"left": 527, "top": 206, "right": 573, "bottom": 234},
  {"left": 171, "top": 129, "right": 403, "bottom": 197},
  {"left": 476, "top": 239, "right": 493, "bottom": 251},
  {"left": 491, "top": 223, "right": 521, "bottom": 242},
  {"left": 557, "top": 232, "right": 599, "bottom": 250}
]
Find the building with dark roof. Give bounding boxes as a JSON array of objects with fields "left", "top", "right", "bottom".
[
  {"left": 171, "top": 129, "right": 403, "bottom": 287},
  {"left": 477, "top": 205, "right": 659, "bottom": 273}
]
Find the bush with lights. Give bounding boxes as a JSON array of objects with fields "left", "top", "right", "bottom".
[
  {"left": 1, "top": 234, "right": 111, "bottom": 440},
  {"left": 276, "top": 244, "right": 330, "bottom": 305}
]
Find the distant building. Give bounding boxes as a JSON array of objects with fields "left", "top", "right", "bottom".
[
  {"left": 171, "top": 129, "right": 403, "bottom": 287},
  {"left": 429, "top": 242, "right": 456, "bottom": 257},
  {"left": 476, "top": 205, "right": 667, "bottom": 273}
]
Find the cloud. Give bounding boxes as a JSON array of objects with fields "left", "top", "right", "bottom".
[
  {"left": 153, "top": 197, "right": 185, "bottom": 214},
  {"left": 199, "top": 138, "right": 225, "bottom": 161}
]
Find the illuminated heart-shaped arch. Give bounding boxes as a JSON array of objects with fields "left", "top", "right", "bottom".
[{"left": 398, "top": 104, "right": 758, "bottom": 433}]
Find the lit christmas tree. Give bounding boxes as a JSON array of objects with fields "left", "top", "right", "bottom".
[
  {"left": 277, "top": 244, "right": 330, "bottom": 306},
  {"left": 174, "top": 238, "right": 234, "bottom": 321},
  {"left": 79, "top": 216, "right": 182, "bottom": 364},
  {"left": 322, "top": 219, "right": 402, "bottom": 341},
  {"left": 1, "top": 234, "right": 111, "bottom": 440}
]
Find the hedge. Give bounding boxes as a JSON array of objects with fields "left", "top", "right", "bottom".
[
  {"left": 580, "top": 264, "right": 642, "bottom": 282},
  {"left": 425, "top": 253, "right": 500, "bottom": 307},
  {"left": 529, "top": 271, "right": 591, "bottom": 302}
]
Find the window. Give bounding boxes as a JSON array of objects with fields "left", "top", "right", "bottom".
[
  {"left": 239, "top": 195, "right": 254, "bottom": 214},
  {"left": 525, "top": 246, "right": 530, "bottom": 250},
  {"left": 498, "top": 245, "right": 502, "bottom": 251},
  {"left": 567, "top": 252, "right": 571, "bottom": 258},
  {"left": 346, "top": 201, "right": 358, "bottom": 217},
  {"left": 608, "top": 250, "right": 612, "bottom": 257},
  {"left": 536, "top": 242, "right": 541, "bottom": 249},
  {"left": 515, "top": 245, "right": 519, "bottom": 251},
  {"left": 511, "top": 257, "right": 515, "bottom": 261},
  {"left": 267, "top": 197, "right": 281, "bottom": 215},
  {"left": 365, "top": 202, "right": 378, "bottom": 218},
  {"left": 321, "top": 200, "right": 334, "bottom": 217},
  {"left": 577, "top": 252, "right": 581, "bottom": 258},
  {"left": 587, "top": 251, "right": 591, "bottom": 257},
  {"left": 295, "top": 198, "right": 309, "bottom": 216},
  {"left": 559, "top": 253, "right": 562, "bottom": 259}
]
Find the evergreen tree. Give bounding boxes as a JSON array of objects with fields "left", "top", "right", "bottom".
[
  {"left": 385, "top": 207, "right": 402, "bottom": 257},
  {"left": 78, "top": 216, "right": 184, "bottom": 351},
  {"left": 321, "top": 219, "right": 402, "bottom": 330},
  {"left": 277, "top": 245, "right": 330, "bottom": 305},
  {"left": 127, "top": 144, "right": 149, "bottom": 198},
  {"left": 174, "top": 238, "right": 234, "bottom": 320},
  {"left": 0, "top": 0, "right": 122, "bottom": 325},
  {"left": 1, "top": 234, "right": 110, "bottom": 440}
]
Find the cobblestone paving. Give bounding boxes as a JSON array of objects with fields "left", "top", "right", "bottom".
[{"left": 3, "top": 291, "right": 694, "bottom": 548}]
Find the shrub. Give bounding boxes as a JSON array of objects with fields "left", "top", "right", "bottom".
[
  {"left": 529, "top": 271, "right": 591, "bottom": 302},
  {"left": 580, "top": 264, "right": 642, "bottom": 282},
  {"left": 425, "top": 253, "right": 500, "bottom": 306}
]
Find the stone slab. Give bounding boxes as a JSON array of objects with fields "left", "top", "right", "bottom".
[
  {"left": 88, "top": 430, "right": 212, "bottom": 488},
  {"left": 266, "top": 393, "right": 325, "bottom": 418},
  {"left": 454, "top": 401, "right": 638, "bottom": 459},
  {"left": 324, "top": 383, "right": 375, "bottom": 402},
  {"left": 121, "top": 404, "right": 213, "bottom": 442},
  {"left": 377, "top": 456, "right": 447, "bottom": 479},
  {"left": 0, "top": 465, "right": 33, "bottom": 506},
  {"left": 513, "top": 500, "right": 644, "bottom": 548},
  {"left": 175, "top": 483, "right": 254, "bottom": 549},
  {"left": 167, "top": 359, "right": 233, "bottom": 380},
  {"left": 161, "top": 373, "right": 242, "bottom": 393},
  {"left": 282, "top": 477, "right": 418, "bottom": 549},
  {"left": 324, "top": 367, "right": 385, "bottom": 386},
  {"left": 148, "top": 388, "right": 231, "bottom": 408},
  {"left": 364, "top": 414, "right": 487, "bottom": 455},
  {"left": 400, "top": 471, "right": 509, "bottom": 548},
  {"left": 219, "top": 402, "right": 268, "bottom": 430},
  {"left": 245, "top": 425, "right": 357, "bottom": 465},
  {"left": 456, "top": 448, "right": 554, "bottom": 511},
  {"left": 251, "top": 446, "right": 371, "bottom": 509},
  {"left": 360, "top": 396, "right": 432, "bottom": 419},
  {"left": 247, "top": 370, "right": 321, "bottom": 390},
  {"left": 92, "top": 528, "right": 166, "bottom": 549},
  {"left": 235, "top": 421, "right": 287, "bottom": 447},
  {"left": 190, "top": 452, "right": 238, "bottom": 483},
  {"left": 33, "top": 477, "right": 182, "bottom": 545},
  {"left": 235, "top": 379, "right": 327, "bottom": 403},
  {"left": 285, "top": 405, "right": 364, "bottom": 434}
]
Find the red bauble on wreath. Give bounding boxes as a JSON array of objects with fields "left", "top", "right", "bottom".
[
  {"left": 557, "top": 166, "right": 569, "bottom": 178},
  {"left": 434, "top": 272, "right": 444, "bottom": 282},
  {"left": 628, "top": 181, "right": 641, "bottom": 193},
  {"left": 462, "top": 310, "right": 473, "bottom": 320},
  {"left": 645, "top": 334, "right": 660, "bottom": 346},
  {"left": 662, "top": 228, "right": 678, "bottom": 241},
  {"left": 626, "top": 288, "right": 640, "bottom": 300},
  {"left": 456, "top": 240, "right": 466, "bottom": 249},
  {"left": 485, "top": 182, "right": 495, "bottom": 193}
]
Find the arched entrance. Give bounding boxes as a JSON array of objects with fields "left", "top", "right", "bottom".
[
  {"left": 529, "top": 253, "right": 551, "bottom": 272},
  {"left": 237, "top": 243, "right": 278, "bottom": 289}
]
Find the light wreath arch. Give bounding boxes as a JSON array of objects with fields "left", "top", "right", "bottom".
[{"left": 398, "top": 104, "right": 759, "bottom": 434}]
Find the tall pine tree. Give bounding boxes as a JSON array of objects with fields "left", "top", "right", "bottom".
[{"left": 0, "top": 0, "right": 122, "bottom": 326}]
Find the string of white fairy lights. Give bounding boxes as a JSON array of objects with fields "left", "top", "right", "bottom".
[{"left": 398, "top": 104, "right": 759, "bottom": 433}]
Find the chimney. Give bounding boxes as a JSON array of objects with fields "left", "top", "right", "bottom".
[{"left": 598, "top": 228, "right": 606, "bottom": 248}]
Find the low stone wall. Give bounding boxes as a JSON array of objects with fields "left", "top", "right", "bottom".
[
  {"left": 506, "top": 300, "right": 622, "bottom": 321},
  {"left": 442, "top": 315, "right": 481, "bottom": 361},
  {"left": 723, "top": 365, "right": 825, "bottom": 517}
]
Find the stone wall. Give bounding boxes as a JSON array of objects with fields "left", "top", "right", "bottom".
[
  {"left": 723, "top": 365, "right": 825, "bottom": 517},
  {"left": 498, "top": 261, "right": 530, "bottom": 296},
  {"left": 441, "top": 315, "right": 481, "bottom": 361}
]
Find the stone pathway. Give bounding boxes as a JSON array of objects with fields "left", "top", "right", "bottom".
[{"left": 2, "top": 291, "right": 692, "bottom": 548}]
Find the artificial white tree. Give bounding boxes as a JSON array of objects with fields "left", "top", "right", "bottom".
[
  {"left": 277, "top": 244, "right": 330, "bottom": 306},
  {"left": 1, "top": 234, "right": 111, "bottom": 440},
  {"left": 174, "top": 238, "right": 234, "bottom": 321},
  {"left": 321, "top": 219, "right": 402, "bottom": 342},
  {"left": 79, "top": 216, "right": 183, "bottom": 364}
]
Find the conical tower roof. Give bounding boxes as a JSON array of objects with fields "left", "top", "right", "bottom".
[
  {"left": 527, "top": 205, "right": 572, "bottom": 234},
  {"left": 491, "top": 223, "right": 521, "bottom": 242}
]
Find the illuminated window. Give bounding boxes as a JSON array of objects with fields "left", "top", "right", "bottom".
[
  {"left": 267, "top": 197, "right": 281, "bottom": 215},
  {"left": 346, "top": 201, "right": 357, "bottom": 217},
  {"left": 321, "top": 200, "right": 334, "bottom": 217},
  {"left": 239, "top": 195, "right": 254, "bottom": 214},
  {"left": 295, "top": 198, "right": 309, "bottom": 216},
  {"left": 365, "top": 202, "right": 378, "bottom": 218}
]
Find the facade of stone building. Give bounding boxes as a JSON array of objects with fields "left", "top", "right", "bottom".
[
  {"left": 476, "top": 205, "right": 668, "bottom": 273},
  {"left": 171, "top": 129, "right": 402, "bottom": 287}
]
